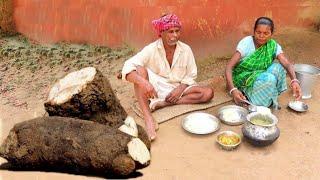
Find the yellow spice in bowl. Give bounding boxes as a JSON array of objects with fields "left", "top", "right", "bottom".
[{"left": 218, "top": 134, "right": 240, "bottom": 145}]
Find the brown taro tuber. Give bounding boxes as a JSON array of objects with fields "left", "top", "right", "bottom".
[
  {"left": 43, "top": 67, "right": 151, "bottom": 149},
  {"left": 0, "top": 116, "right": 151, "bottom": 176},
  {"left": 44, "top": 67, "right": 127, "bottom": 128}
]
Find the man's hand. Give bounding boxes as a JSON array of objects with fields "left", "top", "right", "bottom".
[
  {"left": 291, "top": 82, "right": 302, "bottom": 100},
  {"left": 165, "top": 85, "right": 187, "bottom": 104},
  {"left": 231, "top": 89, "right": 247, "bottom": 105},
  {"left": 138, "top": 79, "right": 158, "bottom": 99}
]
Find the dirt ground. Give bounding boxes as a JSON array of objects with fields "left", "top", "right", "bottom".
[{"left": 0, "top": 28, "right": 320, "bottom": 179}]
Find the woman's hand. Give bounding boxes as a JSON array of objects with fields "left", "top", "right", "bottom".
[
  {"left": 225, "top": 51, "right": 242, "bottom": 103},
  {"left": 291, "top": 82, "right": 302, "bottom": 100},
  {"left": 277, "top": 54, "right": 302, "bottom": 100},
  {"left": 231, "top": 89, "right": 247, "bottom": 105}
]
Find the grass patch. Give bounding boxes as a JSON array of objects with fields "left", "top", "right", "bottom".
[{"left": 0, "top": 35, "right": 135, "bottom": 72}]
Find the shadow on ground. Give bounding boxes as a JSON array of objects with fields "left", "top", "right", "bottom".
[{"left": 0, "top": 162, "right": 143, "bottom": 179}]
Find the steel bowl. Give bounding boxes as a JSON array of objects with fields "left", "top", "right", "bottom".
[
  {"left": 288, "top": 100, "right": 308, "bottom": 112},
  {"left": 217, "top": 105, "right": 248, "bottom": 125},
  {"left": 216, "top": 131, "right": 241, "bottom": 151},
  {"left": 182, "top": 112, "right": 220, "bottom": 135}
]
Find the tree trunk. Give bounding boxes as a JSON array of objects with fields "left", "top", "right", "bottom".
[
  {"left": 44, "top": 67, "right": 127, "bottom": 128},
  {"left": 0, "top": 116, "right": 151, "bottom": 176}
]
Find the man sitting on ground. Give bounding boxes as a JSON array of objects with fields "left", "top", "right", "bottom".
[{"left": 121, "top": 14, "right": 214, "bottom": 141}]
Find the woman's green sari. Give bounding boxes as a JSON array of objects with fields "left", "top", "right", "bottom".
[
  {"left": 232, "top": 39, "right": 277, "bottom": 89},
  {"left": 232, "top": 38, "right": 287, "bottom": 108}
]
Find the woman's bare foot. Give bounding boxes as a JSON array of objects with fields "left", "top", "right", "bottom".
[{"left": 145, "top": 118, "right": 157, "bottom": 141}]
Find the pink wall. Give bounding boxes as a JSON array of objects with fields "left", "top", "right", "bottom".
[{"left": 13, "top": 0, "right": 320, "bottom": 56}]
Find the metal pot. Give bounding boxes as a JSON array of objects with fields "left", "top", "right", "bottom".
[
  {"left": 242, "top": 112, "right": 280, "bottom": 147},
  {"left": 294, "top": 64, "right": 320, "bottom": 99}
]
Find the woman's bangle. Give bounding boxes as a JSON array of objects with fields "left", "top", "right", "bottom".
[
  {"left": 229, "top": 87, "right": 238, "bottom": 96},
  {"left": 290, "top": 79, "right": 300, "bottom": 87}
]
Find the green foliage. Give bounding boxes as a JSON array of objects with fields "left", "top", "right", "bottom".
[{"left": 0, "top": 35, "right": 135, "bottom": 73}]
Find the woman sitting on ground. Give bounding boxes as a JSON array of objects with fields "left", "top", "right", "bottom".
[{"left": 225, "top": 17, "right": 302, "bottom": 109}]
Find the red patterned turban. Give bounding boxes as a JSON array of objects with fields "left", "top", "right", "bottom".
[{"left": 152, "top": 14, "right": 182, "bottom": 37}]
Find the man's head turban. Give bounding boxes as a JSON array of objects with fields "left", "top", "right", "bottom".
[{"left": 152, "top": 14, "right": 182, "bottom": 37}]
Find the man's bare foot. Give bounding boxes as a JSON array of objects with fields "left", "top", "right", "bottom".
[
  {"left": 150, "top": 99, "right": 171, "bottom": 112},
  {"left": 145, "top": 119, "right": 157, "bottom": 141},
  {"left": 153, "top": 118, "right": 159, "bottom": 131}
]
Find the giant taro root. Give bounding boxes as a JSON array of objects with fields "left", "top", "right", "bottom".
[
  {"left": 0, "top": 116, "right": 151, "bottom": 176},
  {"left": 44, "top": 67, "right": 127, "bottom": 128}
]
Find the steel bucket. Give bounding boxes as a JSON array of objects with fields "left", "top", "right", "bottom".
[{"left": 294, "top": 64, "right": 320, "bottom": 99}]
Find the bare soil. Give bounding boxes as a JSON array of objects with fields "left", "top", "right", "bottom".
[{"left": 1, "top": 27, "right": 320, "bottom": 179}]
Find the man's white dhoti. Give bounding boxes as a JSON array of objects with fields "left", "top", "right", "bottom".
[{"left": 147, "top": 69, "right": 196, "bottom": 109}]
